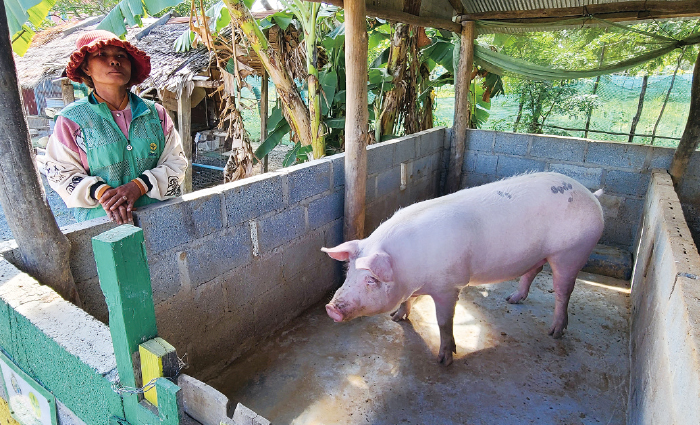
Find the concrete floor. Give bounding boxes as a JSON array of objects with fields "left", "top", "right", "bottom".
[{"left": 209, "top": 271, "right": 630, "bottom": 425}]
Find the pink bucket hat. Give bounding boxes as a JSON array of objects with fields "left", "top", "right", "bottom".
[{"left": 65, "top": 30, "right": 151, "bottom": 86}]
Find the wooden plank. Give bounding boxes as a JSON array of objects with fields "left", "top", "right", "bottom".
[
  {"left": 670, "top": 49, "right": 700, "bottom": 186},
  {"left": 344, "top": 0, "right": 369, "bottom": 241},
  {"left": 178, "top": 91, "right": 193, "bottom": 194},
  {"left": 457, "top": 0, "right": 700, "bottom": 23},
  {"left": 309, "top": 0, "right": 462, "bottom": 32},
  {"left": 59, "top": 78, "right": 75, "bottom": 106},
  {"left": 139, "top": 337, "right": 178, "bottom": 406},
  {"left": 445, "top": 21, "right": 474, "bottom": 194}
]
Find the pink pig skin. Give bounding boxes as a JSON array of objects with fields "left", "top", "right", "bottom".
[{"left": 322, "top": 172, "right": 604, "bottom": 366}]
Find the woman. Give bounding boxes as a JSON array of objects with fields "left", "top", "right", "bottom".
[{"left": 45, "top": 30, "right": 188, "bottom": 224}]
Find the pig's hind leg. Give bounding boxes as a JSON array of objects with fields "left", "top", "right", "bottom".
[
  {"left": 391, "top": 296, "right": 416, "bottom": 322},
  {"left": 548, "top": 252, "right": 589, "bottom": 339},
  {"left": 506, "top": 260, "right": 546, "bottom": 304}
]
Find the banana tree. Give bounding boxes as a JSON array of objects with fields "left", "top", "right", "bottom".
[
  {"left": 279, "top": 0, "right": 324, "bottom": 159},
  {"left": 5, "top": 0, "right": 56, "bottom": 55}
]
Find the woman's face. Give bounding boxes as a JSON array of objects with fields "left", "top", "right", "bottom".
[{"left": 81, "top": 45, "right": 132, "bottom": 90}]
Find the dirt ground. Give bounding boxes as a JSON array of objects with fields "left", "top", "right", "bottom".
[{"left": 209, "top": 272, "right": 631, "bottom": 425}]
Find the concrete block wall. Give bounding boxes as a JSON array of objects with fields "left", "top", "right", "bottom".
[
  {"left": 460, "top": 130, "right": 700, "bottom": 250},
  {"left": 628, "top": 171, "right": 700, "bottom": 424},
  {"left": 45, "top": 128, "right": 444, "bottom": 381},
  {"left": 0, "top": 259, "right": 121, "bottom": 425}
]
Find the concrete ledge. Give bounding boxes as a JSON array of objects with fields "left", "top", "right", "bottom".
[{"left": 628, "top": 170, "right": 700, "bottom": 425}]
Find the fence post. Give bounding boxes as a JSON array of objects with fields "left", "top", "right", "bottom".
[{"left": 92, "top": 225, "right": 180, "bottom": 425}]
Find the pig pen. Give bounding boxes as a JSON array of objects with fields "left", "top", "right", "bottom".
[{"left": 1, "top": 128, "right": 700, "bottom": 424}]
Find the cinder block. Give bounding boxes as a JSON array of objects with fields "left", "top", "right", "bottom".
[
  {"left": 462, "top": 172, "right": 495, "bottom": 189},
  {"left": 393, "top": 136, "right": 417, "bottom": 165},
  {"left": 530, "top": 136, "right": 586, "bottom": 162},
  {"left": 414, "top": 153, "right": 439, "bottom": 179},
  {"left": 601, "top": 217, "right": 636, "bottom": 249},
  {"left": 178, "top": 374, "right": 230, "bottom": 425},
  {"left": 135, "top": 191, "right": 224, "bottom": 255},
  {"left": 257, "top": 206, "right": 306, "bottom": 252},
  {"left": 64, "top": 217, "right": 116, "bottom": 281},
  {"left": 74, "top": 275, "right": 108, "bottom": 324},
  {"left": 183, "top": 225, "right": 253, "bottom": 287},
  {"left": 410, "top": 176, "right": 432, "bottom": 204},
  {"left": 233, "top": 403, "right": 271, "bottom": 425},
  {"left": 548, "top": 163, "right": 603, "bottom": 190},
  {"left": 365, "top": 197, "right": 389, "bottom": 235},
  {"left": 471, "top": 152, "right": 498, "bottom": 175},
  {"left": 367, "top": 142, "right": 395, "bottom": 175},
  {"left": 308, "top": 190, "right": 344, "bottom": 230},
  {"left": 253, "top": 281, "right": 302, "bottom": 337},
  {"left": 496, "top": 156, "right": 546, "bottom": 177},
  {"left": 494, "top": 132, "right": 530, "bottom": 156},
  {"left": 366, "top": 175, "right": 377, "bottom": 203},
  {"left": 585, "top": 141, "right": 649, "bottom": 170},
  {"left": 418, "top": 128, "right": 445, "bottom": 156},
  {"left": 57, "top": 400, "right": 88, "bottom": 425},
  {"left": 193, "top": 277, "right": 227, "bottom": 327},
  {"left": 281, "top": 231, "right": 326, "bottom": 279},
  {"left": 650, "top": 146, "right": 674, "bottom": 170},
  {"left": 330, "top": 153, "right": 345, "bottom": 188},
  {"left": 148, "top": 250, "right": 184, "bottom": 304},
  {"left": 285, "top": 160, "right": 331, "bottom": 204},
  {"left": 224, "top": 174, "right": 284, "bottom": 227},
  {"left": 222, "top": 252, "right": 283, "bottom": 311},
  {"left": 582, "top": 244, "right": 633, "bottom": 281},
  {"left": 605, "top": 170, "right": 650, "bottom": 197},
  {"left": 376, "top": 166, "right": 401, "bottom": 199},
  {"left": 324, "top": 218, "right": 343, "bottom": 248},
  {"left": 465, "top": 129, "right": 495, "bottom": 152}
]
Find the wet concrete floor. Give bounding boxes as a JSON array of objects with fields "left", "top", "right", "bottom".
[{"left": 209, "top": 271, "right": 630, "bottom": 425}]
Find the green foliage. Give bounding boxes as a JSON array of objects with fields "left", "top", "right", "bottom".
[{"left": 7, "top": 0, "right": 56, "bottom": 55}]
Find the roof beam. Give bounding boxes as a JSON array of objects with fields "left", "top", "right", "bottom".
[
  {"left": 311, "top": 0, "right": 463, "bottom": 32},
  {"left": 456, "top": 0, "right": 700, "bottom": 24}
]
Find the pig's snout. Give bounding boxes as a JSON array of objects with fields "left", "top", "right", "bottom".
[{"left": 325, "top": 303, "right": 345, "bottom": 322}]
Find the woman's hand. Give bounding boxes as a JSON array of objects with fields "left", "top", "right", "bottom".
[{"left": 99, "top": 182, "right": 142, "bottom": 224}]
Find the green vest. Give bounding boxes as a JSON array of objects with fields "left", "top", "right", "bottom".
[{"left": 58, "top": 93, "right": 165, "bottom": 222}]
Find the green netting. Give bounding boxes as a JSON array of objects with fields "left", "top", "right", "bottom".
[
  {"left": 474, "top": 73, "right": 692, "bottom": 147},
  {"left": 474, "top": 17, "right": 700, "bottom": 81}
]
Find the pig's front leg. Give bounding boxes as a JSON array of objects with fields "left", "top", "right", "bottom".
[
  {"left": 432, "top": 289, "right": 459, "bottom": 366},
  {"left": 391, "top": 296, "right": 416, "bottom": 322}
]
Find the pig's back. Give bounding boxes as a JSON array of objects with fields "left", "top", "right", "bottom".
[{"left": 372, "top": 172, "right": 603, "bottom": 287}]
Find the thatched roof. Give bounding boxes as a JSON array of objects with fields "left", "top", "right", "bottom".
[
  {"left": 133, "top": 22, "right": 213, "bottom": 96},
  {"left": 14, "top": 17, "right": 142, "bottom": 90},
  {"left": 16, "top": 14, "right": 285, "bottom": 97}
]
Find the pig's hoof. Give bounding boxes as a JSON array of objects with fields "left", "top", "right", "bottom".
[
  {"left": 548, "top": 325, "right": 566, "bottom": 339},
  {"left": 437, "top": 351, "right": 453, "bottom": 366},
  {"left": 391, "top": 308, "right": 408, "bottom": 322},
  {"left": 506, "top": 292, "right": 527, "bottom": 304}
]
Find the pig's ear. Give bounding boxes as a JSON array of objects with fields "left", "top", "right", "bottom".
[
  {"left": 355, "top": 252, "right": 393, "bottom": 282},
  {"left": 321, "top": 240, "right": 359, "bottom": 261}
]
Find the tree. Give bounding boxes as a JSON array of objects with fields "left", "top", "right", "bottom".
[{"left": 0, "top": 0, "right": 81, "bottom": 305}]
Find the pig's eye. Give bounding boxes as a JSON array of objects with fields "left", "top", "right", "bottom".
[{"left": 366, "top": 276, "right": 379, "bottom": 286}]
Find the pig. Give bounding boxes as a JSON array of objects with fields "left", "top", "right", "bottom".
[{"left": 322, "top": 172, "right": 604, "bottom": 366}]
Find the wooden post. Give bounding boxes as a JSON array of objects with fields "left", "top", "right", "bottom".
[
  {"left": 178, "top": 90, "right": 193, "bottom": 194},
  {"left": 445, "top": 21, "right": 475, "bottom": 194},
  {"left": 60, "top": 78, "right": 75, "bottom": 106},
  {"left": 670, "top": 49, "right": 700, "bottom": 187},
  {"left": 628, "top": 75, "right": 648, "bottom": 143},
  {"left": 92, "top": 225, "right": 180, "bottom": 425},
  {"left": 261, "top": 70, "right": 269, "bottom": 172},
  {"left": 344, "top": 0, "right": 369, "bottom": 241}
]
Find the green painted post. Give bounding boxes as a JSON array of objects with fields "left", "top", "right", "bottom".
[
  {"left": 92, "top": 225, "right": 180, "bottom": 425},
  {"left": 156, "top": 378, "right": 181, "bottom": 425}
]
